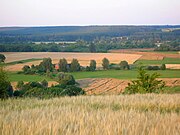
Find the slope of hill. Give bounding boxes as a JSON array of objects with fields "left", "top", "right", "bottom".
[{"left": 0, "top": 25, "right": 180, "bottom": 42}]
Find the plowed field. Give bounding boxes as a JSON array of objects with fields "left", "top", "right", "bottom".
[{"left": 78, "top": 78, "right": 180, "bottom": 95}]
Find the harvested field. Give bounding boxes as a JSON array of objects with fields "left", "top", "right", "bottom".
[
  {"left": 2, "top": 52, "right": 142, "bottom": 71},
  {"left": 166, "top": 64, "right": 180, "bottom": 69},
  {"left": 109, "top": 49, "right": 180, "bottom": 60},
  {"left": 78, "top": 78, "right": 180, "bottom": 95}
]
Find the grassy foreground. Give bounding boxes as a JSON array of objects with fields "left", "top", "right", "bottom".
[{"left": 0, "top": 94, "right": 180, "bottom": 135}]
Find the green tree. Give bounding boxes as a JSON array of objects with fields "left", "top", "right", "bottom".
[
  {"left": 125, "top": 67, "right": 165, "bottom": 94},
  {"left": 0, "top": 54, "right": 6, "bottom": 63},
  {"left": 119, "top": 60, "right": 129, "bottom": 70},
  {"left": 90, "top": 60, "right": 96, "bottom": 71},
  {"left": 59, "top": 58, "right": 68, "bottom": 72},
  {"left": 102, "top": 58, "right": 109, "bottom": 70},
  {"left": 38, "top": 58, "right": 54, "bottom": 72},
  {"left": 70, "top": 59, "right": 80, "bottom": 72},
  {"left": 0, "top": 67, "right": 13, "bottom": 99}
]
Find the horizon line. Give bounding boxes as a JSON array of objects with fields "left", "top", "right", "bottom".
[{"left": 0, "top": 24, "right": 180, "bottom": 27}]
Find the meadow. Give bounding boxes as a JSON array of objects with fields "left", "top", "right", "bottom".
[
  {"left": 0, "top": 94, "right": 180, "bottom": 135},
  {"left": 135, "top": 58, "right": 180, "bottom": 65},
  {"left": 7, "top": 69, "right": 180, "bottom": 82}
]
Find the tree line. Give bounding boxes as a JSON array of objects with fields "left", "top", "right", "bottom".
[{"left": 21, "top": 57, "right": 131, "bottom": 76}]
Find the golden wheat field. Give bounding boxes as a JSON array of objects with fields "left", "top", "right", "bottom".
[
  {"left": 2, "top": 52, "right": 142, "bottom": 71},
  {"left": 0, "top": 95, "right": 180, "bottom": 135}
]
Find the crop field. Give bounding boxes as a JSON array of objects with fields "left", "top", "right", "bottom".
[
  {"left": 8, "top": 70, "right": 180, "bottom": 93},
  {"left": 7, "top": 70, "right": 180, "bottom": 83},
  {"left": 109, "top": 49, "right": 180, "bottom": 60},
  {"left": 2, "top": 52, "right": 142, "bottom": 71},
  {"left": 135, "top": 58, "right": 180, "bottom": 65},
  {"left": 80, "top": 78, "right": 180, "bottom": 95},
  {"left": 134, "top": 58, "right": 180, "bottom": 69},
  {"left": 71, "top": 70, "right": 180, "bottom": 79},
  {"left": 0, "top": 95, "right": 180, "bottom": 135},
  {"left": 166, "top": 64, "right": 180, "bottom": 69}
]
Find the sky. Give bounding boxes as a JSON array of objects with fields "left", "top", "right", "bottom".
[{"left": 0, "top": 0, "right": 180, "bottom": 26}]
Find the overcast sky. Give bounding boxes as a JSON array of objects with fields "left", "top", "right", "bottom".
[{"left": 0, "top": 0, "right": 180, "bottom": 26}]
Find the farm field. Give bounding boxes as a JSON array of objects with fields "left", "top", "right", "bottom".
[
  {"left": 2, "top": 52, "right": 142, "bottom": 71},
  {"left": 135, "top": 58, "right": 180, "bottom": 65},
  {"left": 71, "top": 70, "right": 180, "bottom": 79},
  {"left": 10, "top": 77, "right": 180, "bottom": 94},
  {"left": 79, "top": 78, "right": 180, "bottom": 95},
  {"left": 0, "top": 95, "right": 180, "bottom": 135},
  {"left": 134, "top": 57, "right": 180, "bottom": 69},
  {"left": 109, "top": 49, "right": 180, "bottom": 60},
  {"left": 7, "top": 70, "right": 180, "bottom": 82}
]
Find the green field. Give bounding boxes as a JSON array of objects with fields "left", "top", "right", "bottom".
[
  {"left": 8, "top": 69, "right": 180, "bottom": 82},
  {"left": 135, "top": 58, "right": 180, "bottom": 66},
  {"left": 154, "top": 51, "right": 179, "bottom": 54},
  {"left": 71, "top": 70, "right": 180, "bottom": 79},
  {"left": 8, "top": 72, "right": 52, "bottom": 82}
]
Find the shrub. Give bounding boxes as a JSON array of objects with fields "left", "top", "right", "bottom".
[
  {"left": 57, "top": 73, "right": 75, "bottom": 85},
  {"left": 85, "top": 66, "right": 91, "bottom": 71},
  {"left": 109, "top": 63, "right": 120, "bottom": 70},
  {"left": 124, "top": 67, "right": 165, "bottom": 94},
  {"left": 147, "top": 66, "right": 160, "bottom": 70},
  {"left": 0, "top": 54, "right": 6, "bottom": 63},
  {"left": 41, "top": 79, "right": 48, "bottom": 88},
  {"left": 22, "top": 65, "right": 30, "bottom": 73},
  {"left": 119, "top": 61, "right": 129, "bottom": 70},
  {"left": 160, "top": 64, "right": 166, "bottom": 70},
  {"left": 16, "top": 81, "right": 24, "bottom": 90},
  {"left": 0, "top": 67, "right": 13, "bottom": 99},
  {"left": 61, "top": 85, "right": 85, "bottom": 96}
]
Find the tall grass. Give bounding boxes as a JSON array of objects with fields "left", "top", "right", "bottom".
[{"left": 0, "top": 94, "right": 180, "bottom": 135}]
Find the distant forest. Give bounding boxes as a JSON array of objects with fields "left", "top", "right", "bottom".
[{"left": 0, "top": 25, "right": 180, "bottom": 52}]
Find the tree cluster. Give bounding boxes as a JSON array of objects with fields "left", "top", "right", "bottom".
[
  {"left": 0, "top": 67, "right": 13, "bottom": 99},
  {"left": 14, "top": 80, "right": 85, "bottom": 98}
]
